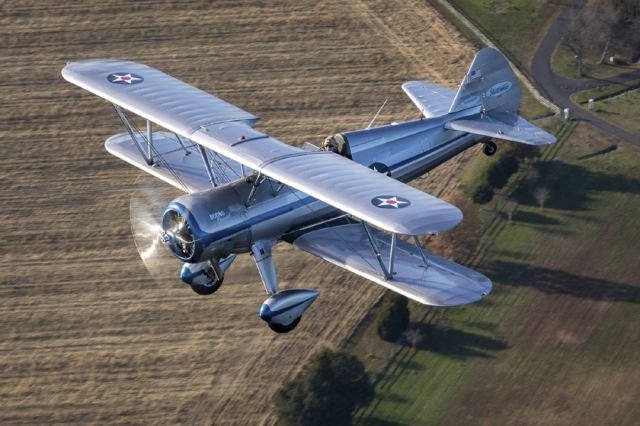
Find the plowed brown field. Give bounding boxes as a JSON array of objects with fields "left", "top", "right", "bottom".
[{"left": 0, "top": 1, "right": 476, "bottom": 424}]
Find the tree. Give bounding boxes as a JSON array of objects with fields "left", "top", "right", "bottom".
[
  {"left": 524, "top": 166, "right": 539, "bottom": 184},
  {"left": 273, "top": 350, "right": 374, "bottom": 426},
  {"left": 534, "top": 187, "right": 550, "bottom": 210},
  {"left": 564, "top": 2, "right": 588, "bottom": 78},
  {"left": 375, "top": 292, "right": 410, "bottom": 342},
  {"left": 472, "top": 183, "right": 494, "bottom": 204},
  {"left": 487, "top": 155, "right": 519, "bottom": 189},
  {"left": 504, "top": 199, "right": 518, "bottom": 223},
  {"left": 404, "top": 327, "right": 424, "bottom": 349}
]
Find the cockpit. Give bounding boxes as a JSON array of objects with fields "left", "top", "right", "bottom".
[{"left": 322, "top": 134, "right": 351, "bottom": 158}]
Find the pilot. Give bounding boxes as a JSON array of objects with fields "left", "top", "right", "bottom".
[{"left": 322, "top": 137, "right": 338, "bottom": 153}]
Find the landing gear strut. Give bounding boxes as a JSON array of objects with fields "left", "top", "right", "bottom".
[{"left": 483, "top": 141, "right": 497, "bottom": 156}]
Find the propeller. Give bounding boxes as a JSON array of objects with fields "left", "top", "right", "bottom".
[
  {"left": 129, "top": 174, "right": 182, "bottom": 283},
  {"left": 129, "top": 174, "right": 256, "bottom": 286}
]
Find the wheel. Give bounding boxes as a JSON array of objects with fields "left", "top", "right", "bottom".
[
  {"left": 483, "top": 141, "right": 497, "bottom": 156},
  {"left": 268, "top": 317, "right": 301, "bottom": 334},
  {"left": 190, "top": 277, "right": 222, "bottom": 295}
]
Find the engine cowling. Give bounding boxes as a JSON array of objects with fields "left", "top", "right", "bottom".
[
  {"left": 162, "top": 186, "right": 251, "bottom": 263},
  {"left": 259, "top": 289, "right": 320, "bottom": 333}
]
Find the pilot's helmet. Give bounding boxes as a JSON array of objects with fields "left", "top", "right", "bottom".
[{"left": 323, "top": 137, "right": 337, "bottom": 153}]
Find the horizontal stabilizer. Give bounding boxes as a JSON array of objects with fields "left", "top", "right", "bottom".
[
  {"left": 293, "top": 223, "right": 491, "bottom": 306},
  {"left": 401, "top": 81, "right": 455, "bottom": 118},
  {"left": 446, "top": 113, "right": 556, "bottom": 146}
]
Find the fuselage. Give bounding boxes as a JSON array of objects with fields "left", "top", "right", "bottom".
[{"left": 166, "top": 115, "right": 486, "bottom": 263}]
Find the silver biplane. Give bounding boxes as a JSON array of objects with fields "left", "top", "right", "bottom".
[{"left": 62, "top": 48, "right": 555, "bottom": 333}]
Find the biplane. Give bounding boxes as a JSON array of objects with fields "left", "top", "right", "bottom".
[{"left": 62, "top": 48, "right": 555, "bottom": 333}]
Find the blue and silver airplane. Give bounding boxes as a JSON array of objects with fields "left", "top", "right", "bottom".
[{"left": 62, "top": 48, "right": 555, "bottom": 333}]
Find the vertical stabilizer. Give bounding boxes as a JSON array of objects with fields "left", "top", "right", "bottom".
[{"left": 448, "top": 48, "right": 521, "bottom": 115}]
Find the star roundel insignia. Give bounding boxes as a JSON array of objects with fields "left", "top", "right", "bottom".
[
  {"left": 107, "top": 72, "right": 144, "bottom": 85},
  {"left": 369, "top": 162, "right": 391, "bottom": 177},
  {"left": 371, "top": 195, "right": 411, "bottom": 209}
]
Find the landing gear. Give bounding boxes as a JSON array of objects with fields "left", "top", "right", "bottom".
[
  {"left": 180, "top": 255, "right": 236, "bottom": 296},
  {"left": 258, "top": 288, "right": 320, "bottom": 334},
  {"left": 268, "top": 317, "right": 301, "bottom": 334},
  {"left": 189, "top": 274, "right": 223, "bottom": 295},
  {"left": 483, "top": 141, "right": 497, "bottom": 156}
]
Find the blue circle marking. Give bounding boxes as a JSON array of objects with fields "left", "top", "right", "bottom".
[
  {"left": 107, "top": 72, "right": 144, "bottom": 85},
  {"left": 371, "top": 195, "right": 411, "bottom": 209}
]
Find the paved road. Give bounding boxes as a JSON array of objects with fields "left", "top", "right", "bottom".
[{"left": 530, "top": 0, "right": 640, "bottom": 145}]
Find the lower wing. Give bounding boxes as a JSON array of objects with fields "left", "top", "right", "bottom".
[{"left": 291, "top": 222, "right": 491, "bottom": 306}]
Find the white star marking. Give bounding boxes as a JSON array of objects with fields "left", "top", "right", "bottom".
[
  {"left": 110, "top": 73, "right": 141, "bottom": 84},
  {"left": 376, "top": 196, "right": 408, "bottom": 208}
]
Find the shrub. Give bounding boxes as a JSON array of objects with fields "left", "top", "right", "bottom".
[
  {"left": 488, "top": 155, "right": 519, "bottom": 189},
  {"left": 472, "top": 183, "right": 494, "bottom": 204},
  {"left": 273, "top": 349, "right": 374, "bottom": 426},
  {"left": 376, "top": 292, "right": 410, "bottom": 342}
]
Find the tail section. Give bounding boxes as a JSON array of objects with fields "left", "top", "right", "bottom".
[
  {"left": 449, "top": 47, "right": 521, "bottom": 115},
  {"left": 401, "top": 48, "right": 555, "bottom": 146},
  {"left": 446, "top": 48, "right": 555, "bottom": 146}
]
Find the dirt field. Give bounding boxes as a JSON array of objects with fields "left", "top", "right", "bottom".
[{"left": 0, "top": 1, "right": 477, "bottom": 424}]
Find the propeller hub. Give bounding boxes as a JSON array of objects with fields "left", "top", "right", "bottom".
[
  {"left": 162, "top": 208, "right": 196, "bottom": 261},
  {"left": 161, "top": 231, "right": 173, "bottom": 245}
]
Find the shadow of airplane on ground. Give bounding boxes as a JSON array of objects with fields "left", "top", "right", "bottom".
[
  {"left": 408, "top": 323, "right": 509, "bottom": 359},
  {"left": 487, "top": 260, "right": 640, "bottom": 303}
]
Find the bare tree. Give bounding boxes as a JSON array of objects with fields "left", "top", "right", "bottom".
[
  {"left": 404, "top": 328, "right": 424, "bottom": 350},
  {"left": 590, "top": 3, "right": 621, "bottom": 64},
  {"left": 504, "top": 199, "right": 518, "bottom": 223},
  {"left": 534, "top": 187, "right": 550, "bottom": 210},
  {"left": 524, "top": 167, "right": 540, "bottom": 189},
  {"left": 564, "top": 4, "right": 588, "bottom": 78}
]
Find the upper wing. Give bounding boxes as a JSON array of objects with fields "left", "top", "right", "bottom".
[
  {"left": 192, "top": 125, "right": 462, "bottom": 235},
  {"left": 402, "top": 81, "right": 456, "bottom": 118},
  {"left": 62, "top": 59, "right": 259, "bottom": 135},
  {"left": 63, "top": 60, "right": 462, "bottom": 235},
  {"left": 445, "top": 112, "right": 556, "bottom": 146}
]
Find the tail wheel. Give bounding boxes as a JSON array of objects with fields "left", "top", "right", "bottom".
[{"left": 483, "top": 141, "right": 497, "bottom": 156}]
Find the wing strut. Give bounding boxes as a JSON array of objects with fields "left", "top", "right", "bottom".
[
  {"left": 146, "top": 120, "right": 154, "bottom": 165},
  {"left": 413, "top": 236, "right": 430, "bottom": 269},
  {"left": 388, "top": 233, "right": 397, "bottom": 276},
  {"left": 113, "top": 104, "right": 153, "bottom": 165},
  {"left": 173, "top": 133, "right": 191, "bottom": 155},
  {"left": 361, "top": 223, "right": 430, "bottom": 279},
  {"left": 361, "top": 221, "right": 392, "bottom": 280},
  {"left": 197, "top": 145, "right": 217, "bottom": 188},
  {"left": 245, "top": 172, "right": 264, "bottom": 206}
]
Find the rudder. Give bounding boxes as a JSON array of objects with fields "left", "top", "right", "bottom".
[{"left": 448, "top": 48, "right": 521, "bottom": 115}]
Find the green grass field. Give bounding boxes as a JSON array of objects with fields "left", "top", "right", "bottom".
[
  {"left": 448, "top": 0, "right": 559, "bottom": 67},
  {"left": 579, "top": 89, "right": 640, "bottom": 137},
  {"left": 551, "top": 41, "right": 640, "bottom": 80},
  {"left": 571, "top": 79, "right": 640, "bottom": 104},
  {"left": 347, "top": 122, "right": 640, "bottom": 425}
]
